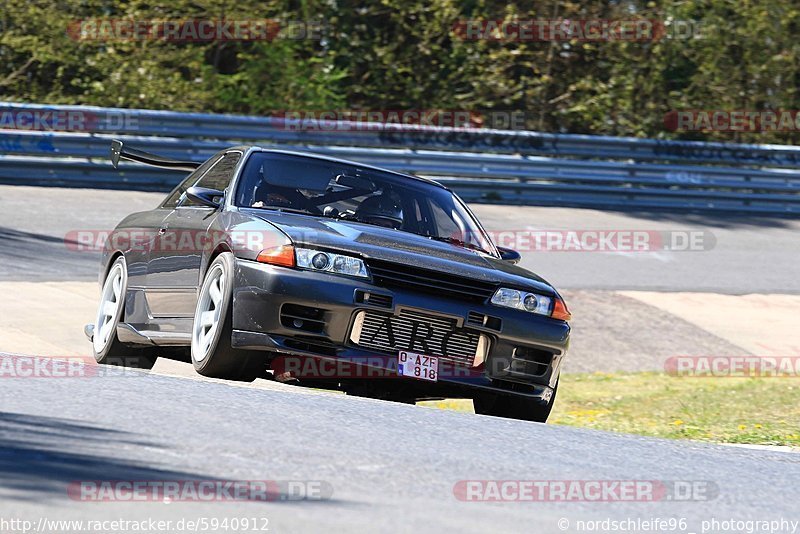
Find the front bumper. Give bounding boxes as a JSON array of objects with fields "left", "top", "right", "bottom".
[{"left": 231, "top": 259, "right": 570, "bottom": 400}]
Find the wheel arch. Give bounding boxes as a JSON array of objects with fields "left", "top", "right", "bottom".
[
  {"left": 103, "top": 251, "right": 125, "bottom": 277},
  {"left": 199, "top": 242, "right": 233, "bottom": 286},
  {"left": 98, "top": 250, "right": 128, "bottom": 323}
]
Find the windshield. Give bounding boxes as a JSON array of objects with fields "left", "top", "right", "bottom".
[{"left": 235, "top": 152, "right": 497, "bottom": 256}]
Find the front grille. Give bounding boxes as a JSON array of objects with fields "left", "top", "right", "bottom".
[
  {"left": 466, "top": 311, "right": 502, "bottom": 331},
  {"left": 366, "top": 259, "right": 497, "bottom": 303},
  {"left": 351, "top": 309, "right": 484, "bottom": 367},
  {"left": 467, "top": 311, "right": 485, "bottom": 326},
  {"left": 365, "top": 293, "right": 393, "bottom": 308}
]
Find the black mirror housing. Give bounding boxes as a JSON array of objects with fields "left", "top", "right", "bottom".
[
  {"left": 498, "top": 246, "right": 521, "bottom": 264},
  {"left": 186, "top": 186, "right": 224, "bottom": 208}
]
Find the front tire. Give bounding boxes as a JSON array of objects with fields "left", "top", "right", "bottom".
[
  {"left": 473, "top": 382, "right": 558, "bottom": 423},
  {"left": 191, "top": 253, "right": 260, "bottom": 381},
  {"left": 92, "top": 256, "right": 157, "bottom": 369}
]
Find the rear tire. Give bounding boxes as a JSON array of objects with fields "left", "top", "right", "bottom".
[
  {"left": 92, "top": 256, "right": 157, "bottom": 369},
  {"left": 191, "top": 253, "right": 261, "bottom": 382},
  {"left": 473, "top": 382, "right": 558, "bottom": 423}
]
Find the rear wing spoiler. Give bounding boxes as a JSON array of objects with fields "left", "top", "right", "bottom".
[{"left": 110, "top": 140, "right": 201, "bottom": 171}]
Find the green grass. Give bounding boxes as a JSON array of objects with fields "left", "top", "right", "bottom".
[{"left": 418, "top": 372, "right": 800, "bottom": 447}]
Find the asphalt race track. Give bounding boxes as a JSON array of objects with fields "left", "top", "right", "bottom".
[
  {"left": 3, "top": 369, "right": 800, "bottom": 533},
  {"left": 1, "top": 184, "right": 800, "bottom": 533}
]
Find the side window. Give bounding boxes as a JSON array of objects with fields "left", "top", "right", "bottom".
[
  {"left": 183, "top": 152, "right": 242, "bottom": 207},
  {"left": 161, "top": 155, "right": 221, "bottom": 208},
  {"left": 196, "top": 152, "right": 241, "bottom": 191}
]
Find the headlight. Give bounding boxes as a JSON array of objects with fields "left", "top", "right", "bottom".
[
  {"left": 490, "top": 288, "right": 553, "bottom": 316},
  {"left": 296, "top": 248, "right": 369, "bottom": 278}
]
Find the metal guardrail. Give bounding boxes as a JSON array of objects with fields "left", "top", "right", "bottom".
[{"left": 1, "top": 102, "right": 799, "bottom": 213}]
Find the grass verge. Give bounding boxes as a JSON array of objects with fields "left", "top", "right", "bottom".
[{"left": 418, "top": 372, "right": 800, "bottom": 447}]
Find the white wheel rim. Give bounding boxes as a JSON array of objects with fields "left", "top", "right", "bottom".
[
  {"left": 93, "top": 262, "right": 125, "bottom": 354},
  {"left": 192, "top": 264, "right": 225, "bottom": 363}
]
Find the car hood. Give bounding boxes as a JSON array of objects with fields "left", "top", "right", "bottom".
[{"left": 245, "top": 209, "right": 557, "bottom": 295}]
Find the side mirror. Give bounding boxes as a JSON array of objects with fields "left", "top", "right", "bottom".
[
  {"left": 498, "top": 246, "right": 521, "bottom": 264},
  {"left": 186, "top": 186, "right": 224, "bottom": 209}
]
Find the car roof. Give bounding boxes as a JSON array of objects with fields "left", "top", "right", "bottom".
[{"left": 231, "top": 146, "right": 448, "bottom": 190}]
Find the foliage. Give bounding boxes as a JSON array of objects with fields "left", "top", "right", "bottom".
[
  {"left": 420, "top": 372, "right": 800, "bottom": 447},
  {"left": 1, "top": 0, "right": 799, "bottom": 143}
]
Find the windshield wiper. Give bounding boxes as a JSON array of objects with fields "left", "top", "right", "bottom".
[
  {"left": 250, "top": 205, "right": 315, "bottom": 216},
  {"left": 427, "top": 235, "right": 488, "bottom": 254}
]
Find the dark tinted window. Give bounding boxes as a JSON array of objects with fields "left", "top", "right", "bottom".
[
  {"left": 235, "top": 152, "right": 496, "bottom": 255},
  {"left": 196, "top": 152, "right": 241, "bottom": 191},
  {"left": 182, "top": 152, "right": 242, "bottom": 207},
  {"left": 161, "top": 155, "right": 221, "bottom": 208}
]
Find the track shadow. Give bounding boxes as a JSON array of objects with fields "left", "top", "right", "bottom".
[
  {"left": 0, "top": 226, "right": 96, "bottom": 280},
  {"left": 0, "top": 411, "right": 342, "bottom": 505},
  {"left": 0, "top": 227, "right": 73, "bottom": 245},
  {"left": 0, "top": 411, "right": 202, "bottom": 502}
]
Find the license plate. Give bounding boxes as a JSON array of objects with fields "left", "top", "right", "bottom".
[{"left": 398, "top": 351, "right": 438, "bottom": 382}]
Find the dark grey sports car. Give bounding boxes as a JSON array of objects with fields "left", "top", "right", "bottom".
[{"left": 85, "top": 141, "right": 571, "bottom": 422}]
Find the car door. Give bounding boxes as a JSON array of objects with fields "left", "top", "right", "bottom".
[
  {"left": 126, "top": 159, "right": 217, "bottom": 301},
  {"left": 145, "top": 151, "right": 242, "bottom": 319}
]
